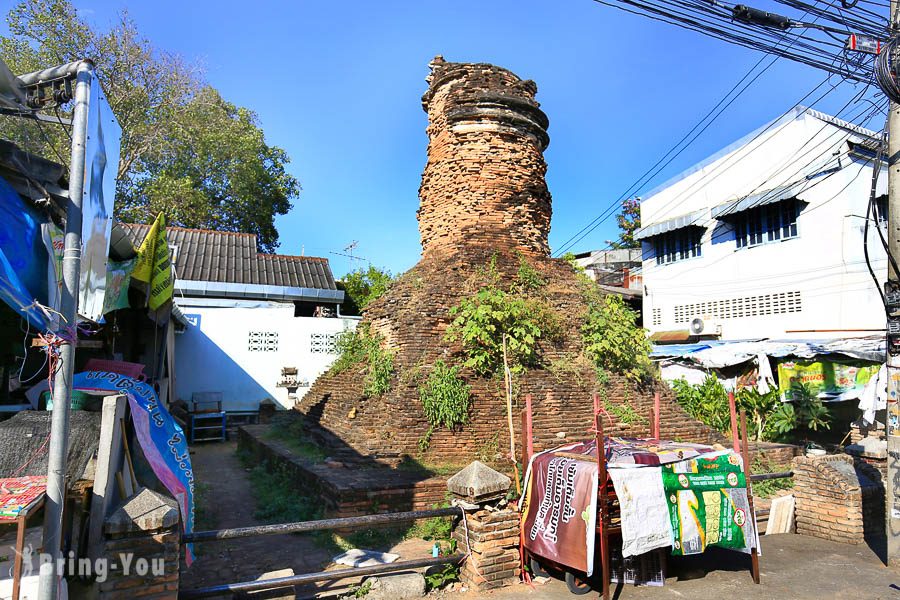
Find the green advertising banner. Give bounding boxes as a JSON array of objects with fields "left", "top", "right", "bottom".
[
  {"left": 776, "top": 360, "right": 880, "bottom": 401},
  {"left": 662, "top": 452, "right": 754, "bottom": 556}
]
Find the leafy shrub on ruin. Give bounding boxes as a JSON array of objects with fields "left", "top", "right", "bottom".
[
  {"left": 332, "top": 324, "right": 395, "bottom": 397},
  {"left": 417, "top": 360, "right": 472, "bottom": 452},
  {"left": 581, "top": 294, "right": 653, "bottom": 383},
  {"left": 444, "top": 255, "right": 559, "bottom": 376}
]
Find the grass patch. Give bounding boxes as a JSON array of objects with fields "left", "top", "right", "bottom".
[
  {"left": 247, "top": 464, "right": 322, "bottom": 523},
  {"left": 236, "top": 448, "right": 322, "bottom": 524},
  {"left": 750, "top": 456, "right": 794, "bottom": 499},
  {"left": 396, "top": 456, "right": 467, "bottom": 477},
  {"left": 264, "top": 415, "right": 327, "bottom": 463}
]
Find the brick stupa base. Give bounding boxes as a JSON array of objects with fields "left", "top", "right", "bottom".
[{"left": 296, "top": 58, "right": 720, "bottom": 465}]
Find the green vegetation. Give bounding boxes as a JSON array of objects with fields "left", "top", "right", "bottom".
[
  {"left": 417, "top": 360, "right": 472, "bottom": 452},
  {"left": 671, "top": 376, "right": 831, "bottom": 442},
  {"left": 767, "top": 382, "right": 831, "bottom": 438},
  {"left": 342, "top": 266, "right": 394, "bottom": 314},
  {"left": 332, "top": 324, "right": 395, "bottom": 397},
  {"left": 424, "top": 563, "right": 461, "bottom": 592},
  {"left": 605, "top": 398, "right": 648, "bottom": 426},
  {"left": 265, "top": 416, "right": 327, "bottom": 462},
  {"left": 237, "top": 456, "right": 322, "bottom": 523},
  {"left": 546, "top": 352, "right": 593, "bottom": 387},
  {"left": 671, "top": 376, "right": 732, "bottom": 434},
  {"left": 751, "top": 457, "right": 794, "bottom": 499},
  {"left": 1, "top": 0, "right": 298, "bottom": 251},
  {"left": 445, "top": 257, "right": 558, "bottom": 376},
  {"left": 582, "top": 294, "right": 653, "bottom": 384},
  {"left": 343, "top": 581, "right": 372, "bottom": 599},
  {"left": 396, "top": 455, "right": 467, "bottom": 477},
  {"left": 610, "top": 197, "right": 641, "bottom": 249}
]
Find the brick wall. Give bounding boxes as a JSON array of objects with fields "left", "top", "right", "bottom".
[
  {"left": 237, "top": 426, "right": 448, "bottom": 518},
  {"left": 452, "top": 509, "right": 520, "bottom": 591},
  {"left": 792, "top": 454, "right": 884, "bottom": 544}
]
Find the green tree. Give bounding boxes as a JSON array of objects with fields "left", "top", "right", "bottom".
[
  {"left": 341, "top": 266, "right": 394, "bottom": 313},
  {"left": 609, "top": 197, "right": 641, "bottom": 249},
  {"left": 1, "top": 0, "right": 298, "bottom": 251}
]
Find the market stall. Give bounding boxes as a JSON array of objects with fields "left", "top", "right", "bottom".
[{"left": 521, "top": 396, "right": 760, "bottom": 598}]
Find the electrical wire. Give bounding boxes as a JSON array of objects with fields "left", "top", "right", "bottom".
[{"left": 554, "top": 75, "right": 839, "bottom": 256}]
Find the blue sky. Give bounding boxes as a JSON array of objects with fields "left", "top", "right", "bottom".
[{"left": 10, "top": 1, "right": 881, "bottom": 277}]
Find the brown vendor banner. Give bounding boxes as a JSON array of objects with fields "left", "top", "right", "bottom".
[{"left": 521, "top": 452, "right": 598, "bottom": 575}]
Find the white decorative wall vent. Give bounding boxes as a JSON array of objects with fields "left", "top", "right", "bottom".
[
  {"left": 248, "top": 331, "right": 279, "bottom": 352},
  {"left": 310, "top": 332, "right": 341, "bottom": 354},
  {"left": 652, "top": 308, "right": 662, "bottom": 327},
  {"left": 673, "top": 291, "right": 802, "bottom": 324}
]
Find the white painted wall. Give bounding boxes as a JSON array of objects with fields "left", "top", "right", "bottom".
[
  {"left": 174, "top": 298, "right": 358, "bottom": 411},
  {"left": 640, "top": 108, "right": 888, "bottom": 340}
]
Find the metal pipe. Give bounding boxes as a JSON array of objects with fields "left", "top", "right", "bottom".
[
  {"left": 749, "top": 471, "right": 793, "bottom": 482},
  {"left": 37, "top": 60, "right": 93, "bottom": 600},
  {"left": 16, "top": 61, "right": 85, "bottom": 86},
  {"left": 179, "top": 553, "right": 464, "bottom": 598},
  {"left": 184, "top": 507, "right": 459, "bottom": 543}
]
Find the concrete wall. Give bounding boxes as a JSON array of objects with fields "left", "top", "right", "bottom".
[
  {"left": 640, "top": 108, "right": 887, "bottom": 341},
  {"left": 174, "top": 298, "right": 358, "bottom": 410}
]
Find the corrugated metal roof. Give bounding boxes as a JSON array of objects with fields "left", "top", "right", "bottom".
[
  {"left": 633, "top": 209, "right": 706, "bottom": 241},
  {"left": 121, "top": 224, "right": 337, "bottom": 291},
  {"left": 710, "top": 180, "right": 809, "bottom": 219}
]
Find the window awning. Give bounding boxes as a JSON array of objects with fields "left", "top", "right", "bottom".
[
  {"left": 633, "top": 209, "right": 706, "bottom": 241},
  {"left": 711, "top": 180, "right": 809, "bottom": 219}
]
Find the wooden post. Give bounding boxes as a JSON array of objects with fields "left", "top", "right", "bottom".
[
  {"left": 594, "top": 412, "right": 610, "bottom": 600},
  {"left": 12, "top": 513, "right": 25, "bottom": 600},
  {"left": 740, "top": 409, "right": 762, "bottom": 584},
  {"left": 653, "top": 391, "right": 661, "bottom": 439},
  {"left": 88, "top": 395, "right": 127, "bottom": 561},
  {"left": 524, "top": 394, "right": 533, "bottom": 466},
  {"left": 728, "top": 391, "right": 740, "bottom": 453}
]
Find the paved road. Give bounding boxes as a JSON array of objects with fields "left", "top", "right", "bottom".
[{"left": 463, "top": 534, "right": 900, "bottom": 600}]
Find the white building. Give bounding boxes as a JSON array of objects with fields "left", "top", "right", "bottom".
[
  {"left": 635, "top": 107, "right": 887, "bottom": 341},
  {"left": 124, "top": 225, "right": 356, "bottom": 411}
]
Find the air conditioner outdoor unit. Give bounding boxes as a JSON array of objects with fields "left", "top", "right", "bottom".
[{"left": 689, "top": 316, "right": 722, "bottom": 336}]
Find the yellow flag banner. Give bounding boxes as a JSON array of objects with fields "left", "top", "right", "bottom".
[{"left": 132, "top": 213, "right": 174, "bottom": 310}]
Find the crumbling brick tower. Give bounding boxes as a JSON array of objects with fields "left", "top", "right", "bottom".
[
  {"left": 297, "top": 57, "right": 718, "bottom": 464},
  {"left": 417, "top": 58, "right": 551, "bottom": 258}
]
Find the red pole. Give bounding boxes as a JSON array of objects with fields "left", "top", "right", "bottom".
[
  {"left": 594, "top": 412, "right": 610, "bottom": 600},
  {"left": 593, "top": 392, "right": 601, "bottom": 417},
  {"left": 653, "top": 391, "right": 661, "bottom": 439},
  {"left": 728, "top": 391, "right": 740, "bottom": 453}
]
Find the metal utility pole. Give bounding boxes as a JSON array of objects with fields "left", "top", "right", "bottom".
[
  {"left": 887, "top": 0, "right": 900, "bottom": 565},
  {"left": 33, "top": 59, "right": 93, "bottom": 600}
]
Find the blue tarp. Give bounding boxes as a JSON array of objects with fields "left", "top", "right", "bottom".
[{"left": 0, "top": 175, "right": 51, "bottom": 330}]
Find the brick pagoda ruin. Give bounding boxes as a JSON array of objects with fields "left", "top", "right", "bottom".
[{"left": 297, "top": 57, "right": 718, "bottom": 465}]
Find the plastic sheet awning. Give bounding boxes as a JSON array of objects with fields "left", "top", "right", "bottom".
[
  {"left": 633, "top": 209, "right": 706, "bottom": 241},
  {"left": 652, "top": 336, "right": 886, "bottom": 367},
  {"left": 711, "top": 180, "right": 809, "bottom": 219}
]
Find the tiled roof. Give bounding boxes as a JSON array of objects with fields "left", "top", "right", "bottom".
[{"left": 121, "top": 224, "right": 338, "bottom": 291}]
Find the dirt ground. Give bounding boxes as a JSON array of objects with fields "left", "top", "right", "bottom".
[{"left": 180, "top": 440, "right": 432, "bottom": 598}]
